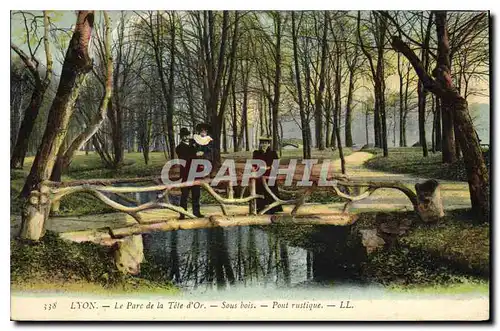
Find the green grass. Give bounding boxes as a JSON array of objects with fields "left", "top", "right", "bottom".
[
  {"left": 387, "top": 279, "right": 489, "bottom": 294},
  {"left": 363, "top": 147, "right": 489, "bottom": 181},
  {"left": 11, "top": 231, "right": 177, "bottom": 295},
  {"left": 401, "top": 209, "right": 490, "bottom": 276},
  {"left": 355, "top": 209, "right": 490, "bottom": 286}
]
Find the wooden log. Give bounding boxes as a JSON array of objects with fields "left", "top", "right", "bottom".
[{"left": 59, "top": 212, "right": 358, "bottom": 243}]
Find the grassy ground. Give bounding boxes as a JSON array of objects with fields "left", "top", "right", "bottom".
[
  {"left": 355, "top": 209, "right": 489, "bottom": 288},
  {"left": 363, "top": 147, "right": 490, "bottom": 181},
  {"left": 11, "top": 231, "right": 178, "bottom": 295}
]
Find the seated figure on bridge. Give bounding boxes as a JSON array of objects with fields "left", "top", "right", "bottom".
[
  {"left": 253, "top": 137, "right": 283, "bottom": 214},
  {"left": 176, "top": 127, "right": 203, "bottom": 219}
]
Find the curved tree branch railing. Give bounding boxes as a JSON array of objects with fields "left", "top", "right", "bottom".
[{"left": 20, "top": 171, "right": 439, "bottom": 242}]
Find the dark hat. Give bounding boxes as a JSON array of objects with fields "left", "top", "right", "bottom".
[
  {"left": 180, "top": 127, "right": 191, "bottom": 137},
  {"left": 195, "top": 123, "right": 211, "bottom": 133},
  {"left": 258, "top": 136, "right": 272, "bottom": 142}
]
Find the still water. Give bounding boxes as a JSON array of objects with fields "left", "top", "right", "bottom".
[
  {"left": 111, "top": 188, "right": 487, "bottom": 300},
  {"left": 140, "top": 222, "right": 395, "bottom": 300}
]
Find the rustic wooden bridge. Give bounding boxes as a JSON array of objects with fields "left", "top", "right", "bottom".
[
  {"left": 17, "top": 171, "right": 445, "bottom": 275},
  {"left": 19, "top": 172, "right": 443, "bottom": 243}
]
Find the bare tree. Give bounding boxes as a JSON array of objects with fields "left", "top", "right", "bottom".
[{"left": 11, "top": 11, "right": 53, "bottom": 169}]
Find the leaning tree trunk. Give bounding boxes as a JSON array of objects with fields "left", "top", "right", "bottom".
[
  {"left": 21, "top": 11, "right": 94, "bottom": 198},
  {"left": 11, "top": 85, "right": 45, "bottom": 169},
  {"left": 51, "top": 11, "right": 113, "bottom": 182},
  {"left": 19, "top": 11, "right": 95, "bottom": 241},
  {"left": 391, "top": 10, "right": 489, "bottom": 220}
]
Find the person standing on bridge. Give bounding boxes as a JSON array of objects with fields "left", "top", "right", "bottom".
[
  {"left": 176, "top": 127, "right": 203, "bottom": 219},
  {"left": 193, "top": 123, "right": 214, "bottom": 164},
  {"left": 253, "top": 137, "right": 283, "bottom": 214}
]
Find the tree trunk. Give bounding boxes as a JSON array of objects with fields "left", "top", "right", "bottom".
[
  {"left": 435, "top": 97, "right": 442, "bottom": 151},
  {"left": 417, "top": 81, "right": 428, "bottom": 156},
  {"left": 51, "top": 11, "right": 113, "bottom": 181},
  {"left": 165, "top": 12, "right": 177, "bottom": 160},
  {"left": 315, "top": 11, "right": 328, "bottom": 151},
  {"left": 151, "top": 11, "right": 174, "bottom": 159},
  {"left": 365, "top": 105, "right": 369, "bottom": 145},
  {"left": 21, "top": 11, "right": 94, "bottom": 198},
  {"left": 398, "top": 53, "right": 405, "bottom": 147},
  {"left": 431, "top": 96, "right": 436, "bottom": 153},
  {"left": 243, "top": 92, "right": 249, "bottom": 152},
  {"left": 454, "top": 124, "right": 462, "bottom": 159},
  {"left": 441, "top": 101, "right": 457, "bottom": 163},
  {"left": 10, "top": 12, "right": 53, "bottom": 169},
  {"left": 334, "top": 41, "right": 344, "bottom": 173},
  {"left": 222, "top": 118, "right": 228, "bottom": 153},
  {"left": 390, "top": 10, "right": 489, "bottom": 220},
  {"left": 451, "top": 97, "right": 489, "bottom": 219},
  {"left": 271, "top": 13, "right": 282, "bottom": 152},
  {"left": 231, "top": 82, "right": 238, "bottom": 152},
  {"left": 325, "top": 87, "right": 332, "bottom": 148},
  {"left": 291, "top": 12, "right": 311, "bottom": 159},
  {"left": 11, "top": 87, "right": 44, "bottom": 169},
  {"left": 345, "top": 70, "right": 354, "bottom": 148}
]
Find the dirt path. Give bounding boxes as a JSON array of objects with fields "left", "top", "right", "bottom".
[{"left": 328, "top": 151, "right": 471, "bottom": 211}]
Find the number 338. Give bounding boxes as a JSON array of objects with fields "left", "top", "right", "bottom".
[{"left": 44, "top": 302, "right": 57, "bottom": 311}]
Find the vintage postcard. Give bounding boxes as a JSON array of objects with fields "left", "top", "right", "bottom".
[{"left": 9, "top": 9, "right": 490, "bottom": 321}]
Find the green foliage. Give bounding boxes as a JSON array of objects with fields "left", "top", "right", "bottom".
[
  {"left": 356, "top": 209, "right": 489, "bottom": 286},
  {"left": 55, "top": 193, "right": 115, "bottom": 216},
  {"left": 363, "top": 246, "right": 485, "bottom": 287},
  {"left": 11, "top": 231, "right": 178, "bottom": 294},
  {"left": 11, "top": 231, "right": 123, "bottom": 286},
  {"left": 401, "top": 210, "right": 490, "bottom": 276}
]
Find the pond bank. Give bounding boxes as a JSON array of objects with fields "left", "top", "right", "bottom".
[{"left": 11, "top": 207, "right": 489, "bottom": 297}]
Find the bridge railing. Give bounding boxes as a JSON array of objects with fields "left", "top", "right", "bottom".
[{"left": 20, "top": 173, "right": 444, "bottom": 242}]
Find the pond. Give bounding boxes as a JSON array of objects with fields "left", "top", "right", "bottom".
[
  {"left": 140, "top": 225, "right": 386, "bottom": 300},
  {"left": 107, "top": 185, "right": 487, "bottom": 300}
]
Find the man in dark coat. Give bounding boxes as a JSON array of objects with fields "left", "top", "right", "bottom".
[
  {"left": 252, "top": 137, "right": 283, "bottom": 214},
  {"left": 175, "top": 127, "right": 203, "bottom": 219}
]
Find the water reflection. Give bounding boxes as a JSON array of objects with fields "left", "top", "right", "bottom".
[
  {"left": 109, "top": 186, "right": 367, "bottom": 292},
  {"left": 143, "top": 226, "right": 308, "bottom": 290}
]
